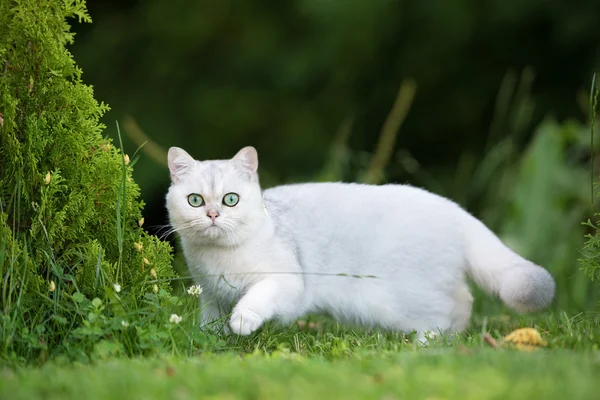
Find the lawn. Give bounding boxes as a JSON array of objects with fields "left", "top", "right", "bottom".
[{"left": 2, "top": 312, "right": 599, "bottom": 400}]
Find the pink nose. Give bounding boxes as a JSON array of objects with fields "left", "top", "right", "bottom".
[{"left": 207, "top": 210, "right": 219, "bottom": 221}]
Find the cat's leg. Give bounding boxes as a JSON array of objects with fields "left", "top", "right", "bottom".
[
  {"left": 408, "top": 298, "right": 454, "bottom": 345},
  {"left": 229, "top": 276, "right": 304, "bottom": 336},
  {"left": 450, "top": 284, "right": 473, "bottom": 331},
  {"left": 414, "top": 286, "right": 473, "bottom": 345}
]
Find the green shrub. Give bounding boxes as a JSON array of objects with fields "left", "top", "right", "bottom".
[{"left": 0, "top": 0, "right": 188, "bottom": 363}]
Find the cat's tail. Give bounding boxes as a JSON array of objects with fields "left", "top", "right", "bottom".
[{"left": 463, "top": 214, "right": 555, "bottom": 312}]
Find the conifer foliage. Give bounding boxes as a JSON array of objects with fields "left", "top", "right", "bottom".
[{"left": 0, "top": 0, "right": 176, "bottom": 359}]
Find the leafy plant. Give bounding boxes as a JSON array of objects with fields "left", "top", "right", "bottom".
[{"left": 0, "top": 0, "right": 191, "bottom": 363}]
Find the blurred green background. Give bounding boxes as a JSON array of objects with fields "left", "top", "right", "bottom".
[{"left": 70, "top": 0, "right": 600, "bottom": 312}]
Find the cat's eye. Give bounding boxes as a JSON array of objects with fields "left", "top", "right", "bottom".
[
  {"left": 187, "top": 194, "right": 204, "bottom": 208},
  {"left": 223, "top": 192, "right": 239, "bottom": 207}
]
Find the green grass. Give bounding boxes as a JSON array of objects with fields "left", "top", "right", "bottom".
[
  {"left": 2, "top": 312, "right": 599, "bottom": 399},
  {"left": 2, "top": 350, "right": 599, "bottom": 400}
]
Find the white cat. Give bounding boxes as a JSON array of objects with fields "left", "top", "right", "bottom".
[{"left": 166, "top": 146, "right": 555, "bottom": 341}]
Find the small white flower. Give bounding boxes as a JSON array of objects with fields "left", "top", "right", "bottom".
[
  {"left": 121, "top": 320, "right": 129, "bottom": 328},
  {"left": 187, "top": 285, "right": 203, "bottom": 297},
  {"left": 169, "top": 314, "right": 182, "bottom": 324},
  {"left": 113, "top": 283, "right": 121, "bottom": 293}
]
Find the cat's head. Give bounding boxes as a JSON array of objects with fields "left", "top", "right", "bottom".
[{"left": 166, "top": 146, "right": 265, "bottom": 247}]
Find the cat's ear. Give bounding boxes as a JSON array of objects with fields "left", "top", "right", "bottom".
[
  {"left": 168, "top": 147, "right": 195, "bottom": 182},
  {"left": 231, "top": 146, "right": 258, "bottom": 179}
]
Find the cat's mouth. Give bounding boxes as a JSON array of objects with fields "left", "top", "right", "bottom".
[
  {"left": 204, "top": 223, "right": 221, "bottom": 232},
  {"left": 202, "top": 223, "right": 223, "bottom": 239}
]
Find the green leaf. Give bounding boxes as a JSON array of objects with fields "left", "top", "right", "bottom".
[
  {"left": 52, "top": 315, "right": 68, "bottom": 325},
  {"left": 72, "top": 292, "right": 85, "bottom": 303}
]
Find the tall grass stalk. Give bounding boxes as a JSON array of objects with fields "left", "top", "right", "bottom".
[
  {"left": 590, "top": 73, "right": 598, "bottom": 207},
  {"left": 116, "top": 121, "right": 127, "bottom": 284}
]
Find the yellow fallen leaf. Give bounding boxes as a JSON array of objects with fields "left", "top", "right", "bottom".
[{"left": 502, "top": 328, "right": 547, "bottom": 351}]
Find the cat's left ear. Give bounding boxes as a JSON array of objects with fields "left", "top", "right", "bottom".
[
  {"left": 168, "top": 147, "right": 195, "bottom": 182},
  {"left": 231, "top": 146, "right": 258, "bottom": 179}
]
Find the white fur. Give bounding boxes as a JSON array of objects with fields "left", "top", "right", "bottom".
[{"left": 166, "top": 146, "right": 555, "bottom": 338}]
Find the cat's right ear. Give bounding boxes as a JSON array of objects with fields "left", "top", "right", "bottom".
[
  {"left": 168, "top": 147, "right": 195, "bottom": 182},
  {"left": 231, "top": 146, "right": 259, "bottom": 180}
]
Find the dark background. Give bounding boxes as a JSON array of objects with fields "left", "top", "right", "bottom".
[{"left": 70, "top": 0, "right": 600, "bottom": 311}]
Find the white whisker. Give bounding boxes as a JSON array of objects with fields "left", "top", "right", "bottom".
[{"left": 159, "top": 219, "right": 204, "bottom": 240}]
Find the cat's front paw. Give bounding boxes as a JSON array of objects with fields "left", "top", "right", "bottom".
[{"left": 229, "top": 309, "right": 263, "bottom": 336}]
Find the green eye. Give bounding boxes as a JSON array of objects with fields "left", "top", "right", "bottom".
[
  {"left": 223, "top": 192, "right": 239, "bottom": 207},
  {"left": 187, "top": 194, "right": 204, "bottom": 207}
]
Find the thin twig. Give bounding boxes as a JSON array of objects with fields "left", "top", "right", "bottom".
[
  {"left": 362, "top": 79, "right": 417, "bottom": 184},
  {"left": 482, "top": 332, "right": 499, "bottom": 349},
  {"left": 148, "top": 271, "right": 380, "bottom": 285},
  {"left": 589, "top": 73, "right": 598, "bottom": 209},
  {"left": 122, "top": 115, "right": 169, "bottom": 167}
]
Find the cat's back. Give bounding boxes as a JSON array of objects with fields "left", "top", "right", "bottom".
[
  {"left": 264, "top": 182, "right": 460, "bottom": 217},
  {"left": 263, "top": 182, "right": 466, "bottom": 241}
]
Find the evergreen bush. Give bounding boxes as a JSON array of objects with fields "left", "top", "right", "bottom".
[{"left": 0, "top": 0, "right": 179, "bottom": 362}]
